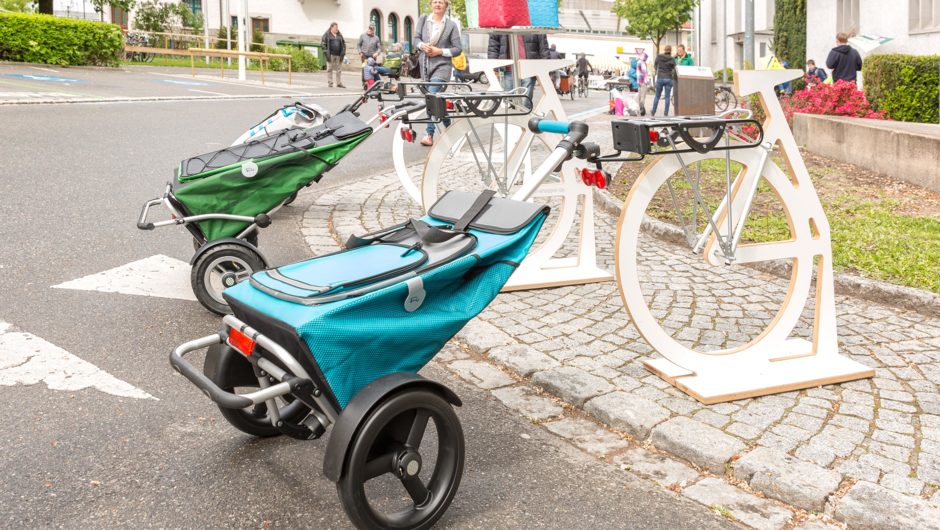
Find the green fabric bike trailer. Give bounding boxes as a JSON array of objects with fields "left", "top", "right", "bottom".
[
  {"left": 171, "top": 111, "right": 372, "bottom": 242},
  {"left": 221, "top": 190, "right": 550, "bottom": 409}
]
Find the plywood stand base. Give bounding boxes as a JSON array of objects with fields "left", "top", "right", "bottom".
[{"left": 644, "top": 345, "right": 874, "bottom": 405}]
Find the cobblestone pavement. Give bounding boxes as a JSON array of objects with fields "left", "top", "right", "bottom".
[{"left": 302, "top": 152, "right": 940, "bottom": 529}]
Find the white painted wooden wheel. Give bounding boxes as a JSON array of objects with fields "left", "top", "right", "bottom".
[{"left": 615, "top": 147, "right": 829, "bottom": 375}]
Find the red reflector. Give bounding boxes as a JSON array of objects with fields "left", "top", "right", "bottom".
[
  {"left": 227, "top": 328, "right": 255, "bottom": 357},
  {"left": 445, "top": 100, "right": 454, "bottom": 110},
  {"left": 595, "top": 170, "right": 608, "bottom": 189},
  {"left": 580, "top": 167, "right": 593, "bottom": 186},
  {"left": 649, "top": 130, "right": 659, "bottom": 142}
]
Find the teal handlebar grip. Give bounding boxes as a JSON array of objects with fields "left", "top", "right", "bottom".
[{"left": 528, "top": 118, "right": 570, "bottom": 135}]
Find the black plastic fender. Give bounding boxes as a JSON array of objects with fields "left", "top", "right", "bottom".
[
  {"left": 322, "top": 373, "right": 462, "bottom": 482},
  {"left": 203, "top": 343, "right": 258, "bottom": 389},
  {"left": 189, "top": 237, "right": 269, "bottom": 268}
]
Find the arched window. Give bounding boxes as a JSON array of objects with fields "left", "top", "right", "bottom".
[
  {"left": 403, "top": 16, "right": 413, "bottom": 52},
  {"left": 370, "top": 9, "right": 383, "bottom": 42},
  {"left": 388, "top": 13, "right": 399, "bottom": 44}
]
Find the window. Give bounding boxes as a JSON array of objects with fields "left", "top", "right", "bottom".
[
  {"left": 370, "top": 9, "right": 383, "bottom": 42},
  {"left": 388, "top": 13, "right": 399, "bottom": 44},
  {"left": 759, "top": 41, "right": 766, "bottom": 57},
  {"left": 404, "top": 16, "right": 413, "bottom": 52},
  {"left": 837, "top": 0, "right": 859, "bottom": 32},
  {"left": 251, "top": 17, "right": 269, "bottom": 35},
  {"left": 910, "top": 0, "right": 940, "bottom": 33},
  {"left": 111, "top": 6, "right": 129, "bottom": 29},
  {"left": 186, "top": 0, "right": 201, "bottom": 15}
]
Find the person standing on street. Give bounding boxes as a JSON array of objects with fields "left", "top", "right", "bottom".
[
  {"left": 357, "top": 24, "right": 381, "bottom": 64},
  {"left": 651, "top": 45, "right": 676, "bottom": 116},
  {"left": 414, "top": 0, "right": 462, "bottom": 146},
  {"left": 487, "top": 33, "right": 549, "bottom": 100},
  {"left": 826, "top": 32, "right": 862, "bottom": 83},
  {"left": 321, "top": 22, "right": 346, "bottom": 89},
  {"left": 635, "top": 51, "right": 650, "bottom": 116},
  {"left": 675, "top": 44, "right": 694, "bottom": 66}
]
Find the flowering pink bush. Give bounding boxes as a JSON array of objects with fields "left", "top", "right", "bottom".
[{"left": 782, "top": 78, "right": 888, "bottom": 123}]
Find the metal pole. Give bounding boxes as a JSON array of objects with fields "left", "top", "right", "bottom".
[
  {"left": 237, "top": 0, "right": 246, "bottom": 80},
  {"left": 202, "top": 0, "right": 210, "bottom": 65},
  {"left": 224, "top": 0, "right": 232, "bottom": 66},
  {"left": 744, "top": 0, "right": 754, "bottom": 69},
  {"left": 722, "top": 0, "right": 727, "bottom": 84},
  {"left": 509, "top": 32, "right": 520, "bottom": 89}
]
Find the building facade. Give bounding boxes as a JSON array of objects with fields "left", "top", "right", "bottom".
[
  {"left": 695, "top": 0, "right": 777, "bottom": 74},
  {"left": 806, "top": 0, "right": 940, "bottom": 68}
]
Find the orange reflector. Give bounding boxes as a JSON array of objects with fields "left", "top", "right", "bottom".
[{"left": 227, "top": 328, "right": 255, "bottom": 357}]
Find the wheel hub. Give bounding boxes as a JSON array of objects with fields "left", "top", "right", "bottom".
[
  {"left": 397, "top": 450, "right": 422, "bottom": 477},
  {"left": 221, "top": 272, "right": 239, "bottom": 288}
]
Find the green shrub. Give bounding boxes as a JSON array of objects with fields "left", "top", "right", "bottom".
[
  {"left": 268, "top": 46, "right": 320, "bottom": 72},
  {"left": 251, "top": 29, "right": 264, "bottom": 52},
  {"left": 0, "top": 12, "right": 123, "bottom": 66},
  {"left": 215, "top": 26, "right": 231, "bottom": 50},
  {"left": 863, "top": 53, "right": 940, "bottom": 123},
  {"left": 714, "top": 67, "right": 733, "bottom": 82}
]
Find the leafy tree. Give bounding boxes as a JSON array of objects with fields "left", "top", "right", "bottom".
[
  {"left": 0, "top": 0, "right": 34, "bottom": 12},
  {"left": 611, "top": 0, "right": 699, "bottom": 53},
  {"left": 419, "top": 0, "right": 467, "bottom": 28},
  {"left": 773, "top": 0, "right": 806, "bottom": 69},
  {"left": 133, "top": 0, "right": 173, "bottom": 33},
  {"left": 89, "top": 0, "right": 135, "bottom": 22},
  {"left": 175, "top": 1, "right": 202, "bottom": 32}
]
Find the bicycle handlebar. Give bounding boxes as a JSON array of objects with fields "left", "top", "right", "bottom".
[{"left": 528, "top": 118, "right": 570, "bottom": 135}]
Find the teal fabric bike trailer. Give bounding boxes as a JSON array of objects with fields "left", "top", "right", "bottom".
[{"left": 223, "top": 190, "right": 549, "bottom": 408}]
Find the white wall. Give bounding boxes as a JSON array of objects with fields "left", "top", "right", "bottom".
[
  {"left": 187, "top": 1, "right": 419, "bottom": 45},
  {"left": 808, "top": 0, "right": 940, "bottom": 69},
  {"left": 696, "top": 0, "right": 776, "bottom": 73}
]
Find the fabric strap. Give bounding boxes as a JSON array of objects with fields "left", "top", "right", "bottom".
[{"left": 453, "top": 190, "right": 497, "bottom": 232}]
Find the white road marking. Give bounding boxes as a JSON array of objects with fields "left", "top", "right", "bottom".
[
  {"left": 189, "top": 88, "right": 229, "bottom": 96},
  {"left": 0, "top": 91, "right": 83, "bottom": 99},
  {"left": 0, "top": 322, "right": 156, "bottom": 399},
  {"left": 145, "top": 70, "right": 314, "bottom": 95},
  {"left": 29, "top": 66, "right": 60, "bottom": 74},
  {"left": 53, "top": 254, "right": 197, "bottom": 301}
]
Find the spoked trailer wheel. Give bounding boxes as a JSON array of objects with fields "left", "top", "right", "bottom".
[
  {"left": 191, "top": 242, "right": 265, "bottom": 315},
  {"left": 337, "top": 389, "right": 464, "bottom": 530}
]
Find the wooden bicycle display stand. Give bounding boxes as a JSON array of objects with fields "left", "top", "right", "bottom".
[
  {"left": 393, "top": 47, "right": 613, "bottom": 291},
  {"left": 618, "top": 70, "right": 874, "bottom": 403}
]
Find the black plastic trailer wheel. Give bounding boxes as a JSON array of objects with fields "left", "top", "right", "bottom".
[
  {"left": 337, "top": 389, "right": 464, "bottom": 530},
  {"left": 205, "top": 344, "right": 311, "bottom": 437},
  {"left": 191, "top": 243, "right": 263, "bottom": 315}
]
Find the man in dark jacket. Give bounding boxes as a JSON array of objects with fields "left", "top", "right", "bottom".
[
  {"left": 321, "top": 22, "right": 346, "bottom": 88},
  {"left": 487, "top": 33, "right": 549, "bottom": 103},
  {"left": 826, "top": 32, "right": 862, "bottom": 83}
]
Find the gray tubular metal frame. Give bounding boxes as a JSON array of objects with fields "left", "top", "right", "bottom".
[{"left": 171, "top": 314, "right": 339, "bottom": 426}]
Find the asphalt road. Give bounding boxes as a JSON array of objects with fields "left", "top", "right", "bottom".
[{"left": 0, "top": 65, "right": 735, "bottom": 529}]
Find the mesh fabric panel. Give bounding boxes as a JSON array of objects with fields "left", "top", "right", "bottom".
[{"left": 224, "top": 213, "right": 545, "bottom": 408}]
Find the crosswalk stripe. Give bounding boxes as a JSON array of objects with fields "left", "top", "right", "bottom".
[{"left": 0, "top": 322, "right": 156, "bottom": 400}]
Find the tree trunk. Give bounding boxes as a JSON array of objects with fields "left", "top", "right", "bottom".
[{"left": 38, "top": 0, "right": 53, "bottom": 14}]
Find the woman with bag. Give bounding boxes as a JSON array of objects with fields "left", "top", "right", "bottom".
[{"left": 414, "top": 0, "right": 462, "bottom": 146}]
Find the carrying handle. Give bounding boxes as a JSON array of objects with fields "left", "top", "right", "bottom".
[{"left": 675, "top": 123, "right": 726, "bottom": 154}]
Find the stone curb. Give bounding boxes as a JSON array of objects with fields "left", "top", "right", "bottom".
[
  {"left": 305, "top": 167, "right": 940, "bottom": 530},
  {"left": 593, "top": 187, "right": 940, "bottom": 318}
]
